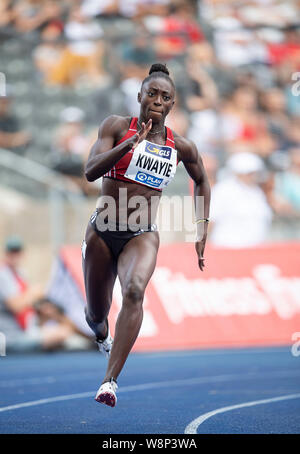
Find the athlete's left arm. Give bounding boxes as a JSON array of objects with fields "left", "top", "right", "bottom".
[{"left": 178, "top": 138, "right": 211, "bottom": 271}]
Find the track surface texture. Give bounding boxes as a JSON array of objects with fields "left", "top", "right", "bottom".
[{"left": 0, "top": 346, "right": 300, "bottom": 434}]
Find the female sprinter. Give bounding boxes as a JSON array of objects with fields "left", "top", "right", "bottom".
[{"left": 82, "top": 63, "right": 210, "bottom": 407}]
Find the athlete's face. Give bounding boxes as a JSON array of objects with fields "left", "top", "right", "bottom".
[{"left": 138, "top": 77, "right": 175, "bottom": 123}]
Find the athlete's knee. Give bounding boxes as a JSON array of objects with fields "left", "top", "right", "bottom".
[{"left": 123, "top": 278, "right": 145, "bottom": 305}]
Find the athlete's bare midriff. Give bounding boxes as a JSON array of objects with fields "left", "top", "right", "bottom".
[{"left": 96, "top": 176, "right": 162, "bottom": 227}]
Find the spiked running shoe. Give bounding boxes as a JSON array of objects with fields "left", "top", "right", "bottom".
[{"left": 95, "top": 378, "right": 118, "bottom": 407}]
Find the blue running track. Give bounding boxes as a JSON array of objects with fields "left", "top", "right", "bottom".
[{"left": 0, "top": 346, "right": 300, "bottom": 434}]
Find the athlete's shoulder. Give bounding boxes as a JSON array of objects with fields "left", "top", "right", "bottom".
[
  {"left": 99, "top": 115, "right": 132, "bottom": 134},
  {"left": 172, "top": 130, "right": 197, "bottom": 162}
]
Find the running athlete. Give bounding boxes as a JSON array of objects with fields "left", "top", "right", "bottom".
[{"left": 82, "top": 63, "right": 210, "bottom": 407}]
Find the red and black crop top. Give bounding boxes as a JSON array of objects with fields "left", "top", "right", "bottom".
[{"left": 103, "top": 117, "right": 177, "bottom": 191}]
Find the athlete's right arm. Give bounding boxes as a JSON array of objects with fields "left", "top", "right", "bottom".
[{"left": 85, "top": 115, "right": 151, "bottom": 182}]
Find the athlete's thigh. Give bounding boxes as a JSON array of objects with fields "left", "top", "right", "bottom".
[
  {"left": 117, "top": 231, "right": 160, "bottom": 295},
  {"left": 82, "top": 223, "right": 117, "bottom": 316}
]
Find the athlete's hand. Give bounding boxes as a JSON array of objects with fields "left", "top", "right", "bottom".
[
  {"left": 131, "top": 119, "right": 152, "bottom": 148},
  {"left": 195, "top": 238, "right": 207, "bottom": 272}
]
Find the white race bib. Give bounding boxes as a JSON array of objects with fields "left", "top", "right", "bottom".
[{"left": 124, "top": 140, "right": 177, "bottom": 190}]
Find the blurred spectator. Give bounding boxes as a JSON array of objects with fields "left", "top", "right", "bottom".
[
  {"left": 0, "top": 90, "right": 31, "bottom": 153},
  {"left": 286, "top": 116, "right": 300, "bottom": 148},
  {"left": 213, "top": 19, "right": 268, "bottom": 67},
  {"left": 53, "top": 106, "right": 89, "bottom": 157},
  {"left": 120, "top": 29, "right": 157, "bottom": 68},
  {"left": 209, "top": 152, "right": 273, "bottom": 248},
  {"left": 184, "top": 46, "right": 220, "bottom": 153},
  {"left": 13, "top": 0, "right": 63, "bottom": 34},
  {"left": 33, "top": 297, "right": 93, "bottom": 351},
  {"left": 133, "top": 0, "right": 170, "bottom": 19},
  {"left": 118, "top": 54, "right": 149, "bottom": 116},
  {"left": 259, "top": 87, "right": 290, "bottom": 149},
  {"left": 218, "top": 85, "right": 267, "bottom": 149},
  {"left": 120, "top": 75, "right": 143, "bottom": 117},
  {"left": 0, "top": 0, "right": 14, "bottom": 28},
  {"left": 49, "top": 6, "right": 108, "bottom": 87},
  {"left": 237, "top": 1, "right": 298, "bottom": 28},
  {"left": 0, "top": 236, "right": 42, "bottom": 330},
  {"left": 200, "top": 0, "right": 299, "bottom": 29},
  {"left": 80, "top": 0, "right": 119, "bottom": 18},
  {"left": 274, "top": 147, "right": 300, "bottom": 213},
  {"left": 185, "top": 57, "right": 218, "bottom": 112},
  {"left": 32, "top": 22, "right": 65, "bottom": 84},
  {"left": 50, "top": 107, "right": 98, "bottom": 196},
  {"left": 255, "top": 130, "right": 281, "bottom": 160},
  {"left": 187, "top": 107, "right": 219, "bottom": 155},
  {"left": 266, "top": 26, "right": 300, "bottom": 68},
  {"left": 64, "top": 5, "right": 103, "bottom": 51},
  {"left": 185, "top": 42, "right": 234, "bottom": 97},
  {"left": 67, "top": 0, "right": 170, "bottom": 20},
  {"left": 117, "top": 27, "right": 156, "bottom": 116},
  {"left": 150, "top": 1, "right": 204, "bottom": 59},
  {"left": 0, "top": 236, "right": 92, "bottom": 353}
]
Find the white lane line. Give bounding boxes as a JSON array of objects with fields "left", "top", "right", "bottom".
[
  {"left": 0, "top": 376, "right": 238, "bottom": 413},
  {"left": 1, "top": 368, "right": 299, "bottom": 389},
  {"left": 184, "top": 393, "right": 300, "bottom": 434},
  {"left": 0, "top": 392, "right": 94, "bottom": 413},
  {"left": 1, "top": 372, "right": 300, "bottom": 414},
  {"left": 0, "top": 348, "right": 289, "bottom": 387},
  {"left": 144, "top": 347, "right": 289, "bottom": 359}
]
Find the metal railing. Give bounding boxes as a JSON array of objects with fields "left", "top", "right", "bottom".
[{"left": 0, "top": 147, "right": 86, "bottom": 251}]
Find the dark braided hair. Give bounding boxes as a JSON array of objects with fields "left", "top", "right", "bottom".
[{"left": 141, "top": 63, "right": 175, "bottom": 90}]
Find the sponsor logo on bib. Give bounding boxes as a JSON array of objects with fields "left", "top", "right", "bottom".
[
  {"left": 145, "top": 143, "right": 172, "bottom": 160},
  {"left": 125, "top": 140, "right": 177, "bottom": 189},
  {"left": 135, "top": 171, "right": 163, "bottom": 188}
]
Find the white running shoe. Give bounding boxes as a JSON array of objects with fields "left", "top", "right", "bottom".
[
  {"left": 95, "top": 323, "right": 113, "bottom": 358},
  {"left": 95, "top": 379, "right": 118, "bottom": 407}
]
